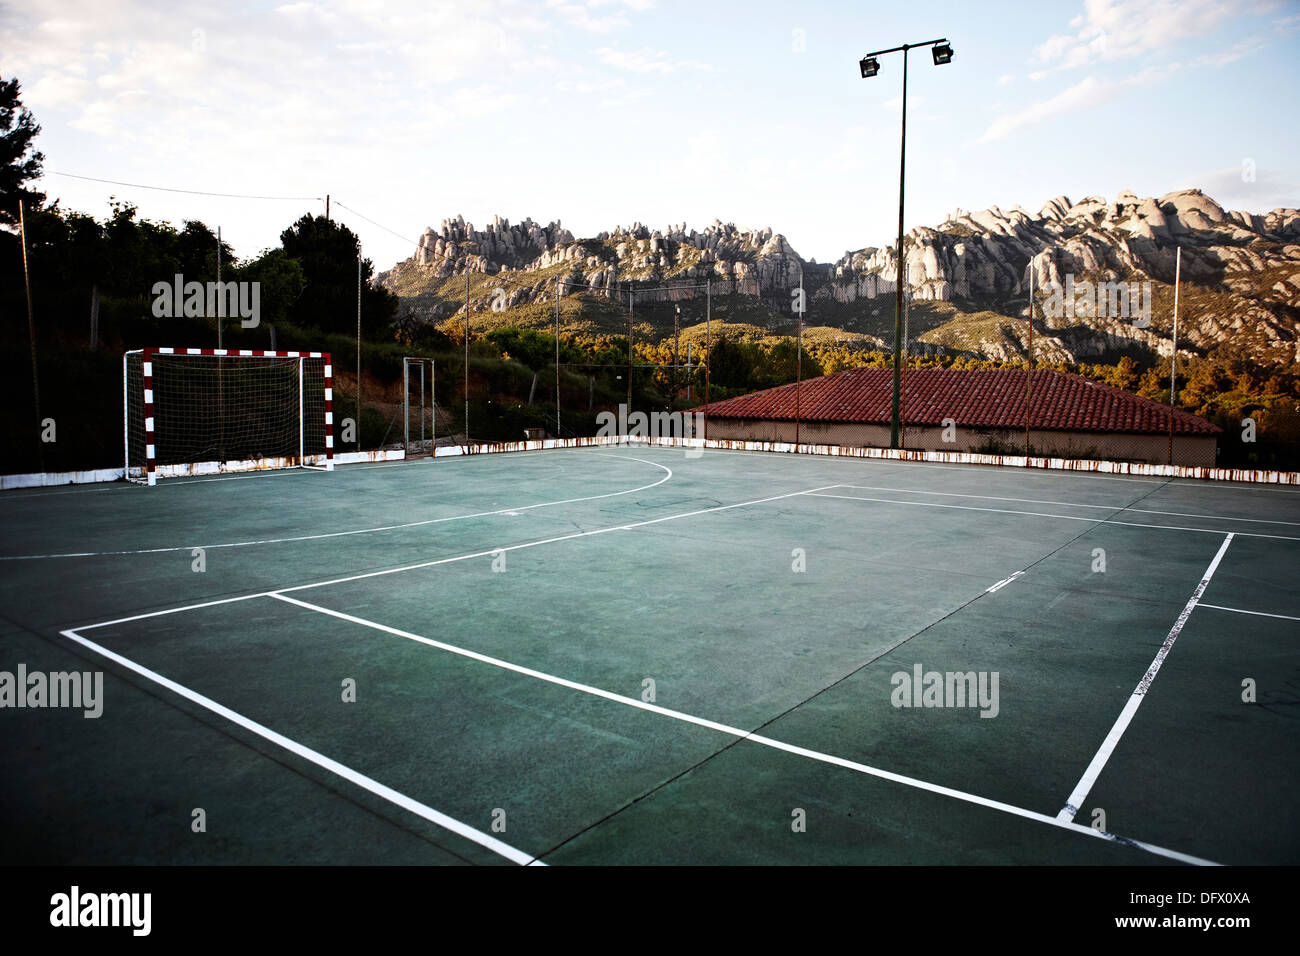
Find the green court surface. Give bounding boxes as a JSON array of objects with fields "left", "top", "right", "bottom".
[{"left": 1, "top": 444, "right": 1296, "bottom": 865}]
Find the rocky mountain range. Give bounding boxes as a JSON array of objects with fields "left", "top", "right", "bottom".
[{"left": 378, "top": 190, "right": 1300, "bottom": 367}]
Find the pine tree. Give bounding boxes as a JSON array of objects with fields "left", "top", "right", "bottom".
[{"left": 0, "top": 76, "right": 45, "bottom": 225}]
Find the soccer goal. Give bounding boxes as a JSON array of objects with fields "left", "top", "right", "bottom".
[
  {"left": 402, "top": 356, "right": 436, "bottom": 457},
  {"left": 124, "top": 347, "right": 334, "bottom": 485}
]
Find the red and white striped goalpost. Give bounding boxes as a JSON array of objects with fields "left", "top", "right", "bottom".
[{"left": 125, "top": 347, "right": 334, "bottom": 485}]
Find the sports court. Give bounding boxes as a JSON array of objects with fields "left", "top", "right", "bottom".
[{"left": 1, "top": 443, "right": 1297, "bottom": 865}]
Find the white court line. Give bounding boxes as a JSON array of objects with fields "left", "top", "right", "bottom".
[
  {"left": 0, "top": 447, "right": 567, "bottom": 500},
  {"left": 986, "top": 571, "right": 1025, "bottom": 593},
  {"left": 1, "top": 454, "right": 674, "bottom": 560},
  {"left": 806, "top": 491, "right": 1300, "bottom": 542},
  {"left": 834, "top": 484, "right": 1300, "bottom": 527},
  {"left": 58, "top": 626, "right": 543, "bottom": 866},
  {"left": 268, "top": 592, "right": 1217, "bottom": 866},
  {"left": 1199, "top": 603, "right": 1300, "bottom": 622},
  {"left": 66, "top": 482, "right": 845, "bottom": 634},
  {"left": 1056, "top": 533, "right": 1235, "bottom": 823}
]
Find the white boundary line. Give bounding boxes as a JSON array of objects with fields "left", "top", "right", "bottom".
[
  {"left": 58, "top": 626, "right": 543, "bottom": 866},
  {"left": 267, "top": 592, "right": 1217, "bottom": 866},
  {"left": 1199, "top": 603, "right": 1300, "bottom": 622},
  {"left": 805, "top": 491, "right": 1300, "bottom": 542},
  {"left": 1, "top": 454, "right": 675, "bottom": 560},
  {"left": 834, "top": 484, "right": 1300, "bottom": 527},
  {"left": 8, "top": 432, "right": 1300, "bottom": 493},
  {"left": 1056, "top": 533, "right": 1235, "bottom": 823},
  {"left": 0, "top": 448, "right": 565, "bottom": 502},
  {"left": 986, "top": 571, "right": 1025, "bottom": 593}
]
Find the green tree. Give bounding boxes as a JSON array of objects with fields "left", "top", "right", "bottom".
[
  {"left": 0, "top": 76, "right": 45, "bottom": 224},
  {"left": 280, "top": 213, "right": 397, "bottom": 337},
  {"left": 175, "top": 220, "right": 232, "bottom": 279},
  {"left": 234, "top": 249, "right": 305, "bottom": 330},
  {"left": 761, "top": 339, "right": 822, "bottom": 387},
  {"left": 708, "top": 335, "right": 752, "bottom": 389},
  {"left": 485, "top": 327, "right": 555, "bottom": 369},
  {"left": 1108, "top": 355, "right": 1140, "bottom": 392}
]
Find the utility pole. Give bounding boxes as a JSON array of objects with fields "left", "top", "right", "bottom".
[
  {"left": 704, "top": 278, "right": 711, "bottom": 438},
  {"left": 627, "top": 286, "right": 634, "bottom": 414},
  {"left": 796, "top": 271, "right": 804, "bottom": 447},
  {"left": 555, "top": 279, "right": 561, "bottom": 437},
  {"left": 464, "top": 270, "right": 470, "bottom": 447},
  {"left": 1025, "top": 264, "right": 1034, "bottom": 458},
  {"left": 1168, "top": 246, "right": 1181, "bottom": 465},
  {"left": 673, "top": 303, "right": 681, "bottom": 413},
  {"left": 687, "top": 342, "right": 693, "bottom": 401},
  {"left": 217, "top": 225, "right": 226, "bottom": 459},
  {"left": 217, "top": 226, "right": 223, "bottom": 348},
  {"left": 356, "top": 252, "right": 362, "bottom": 448},
  {"left": 19, "top": 200, "right": 42, "bottom": 471}
]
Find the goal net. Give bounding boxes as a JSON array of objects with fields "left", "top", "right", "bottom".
[{"left": 124, "top": 348, "right": 334, "bottom": 484}]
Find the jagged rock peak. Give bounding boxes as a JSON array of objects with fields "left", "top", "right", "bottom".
[{"left": 416, "top": 215, "right": 575, "bottom": 270}]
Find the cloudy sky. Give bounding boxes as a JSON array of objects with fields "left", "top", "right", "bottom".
[{"left": 3, "top": 0, "right": 1298, "bottom": 268}]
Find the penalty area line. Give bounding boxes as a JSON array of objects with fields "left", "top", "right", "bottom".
[
  {"left": 3, "top": 454, "right": 673, "bottom": 560},
  {"left": 271, "top": 593, "right": 1218, "bottom": 867},
  {"left": 57, "top": 626, "right": 544, "bottom": 866}
]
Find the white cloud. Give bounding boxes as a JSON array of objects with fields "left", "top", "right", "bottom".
[
  {"left": 1190, "top": 36, "right": 1269, "bottom": 68},
  {"left": 546, "top": 0, "right": 649, "bottom": 35},
  {"left": 996, "top": 74, "right": 1014, "bottom": 87},
  {"left": 593, "top": 45, "right": 709, "bottom": 73},
  {"left": 979, "top": 64, "right": 1172, "bottom": 143},
  {"left": 1033, "top": 0, "right": 1277, "bottom": 70}
]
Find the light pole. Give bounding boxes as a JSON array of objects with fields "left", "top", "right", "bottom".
[{"left": 860, "top": 37, "right": 953, "bottom": 448}]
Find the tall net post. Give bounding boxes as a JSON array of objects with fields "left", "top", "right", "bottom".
[
  {"left": 1026, "top": 263, "right": 1035, "bottom": 458},
  {"left": 1167, "top": 246, "right": 1181, "bottom": 465}
]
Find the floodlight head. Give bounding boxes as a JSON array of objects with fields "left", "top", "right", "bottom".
[
  {"left": 860, "top": 56, "right": 880, "bottom": 78},
  {"left": 932, "top": 42, "right": 953, "bottom": 65}
]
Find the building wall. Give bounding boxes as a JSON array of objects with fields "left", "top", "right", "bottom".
[{"left": 701, "top": 418, "right": 1218, "bottom": 467}]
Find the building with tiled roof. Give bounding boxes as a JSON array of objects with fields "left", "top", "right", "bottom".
[{"left": 698, "top": 367, "right": 1221, "bottom": 466}]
